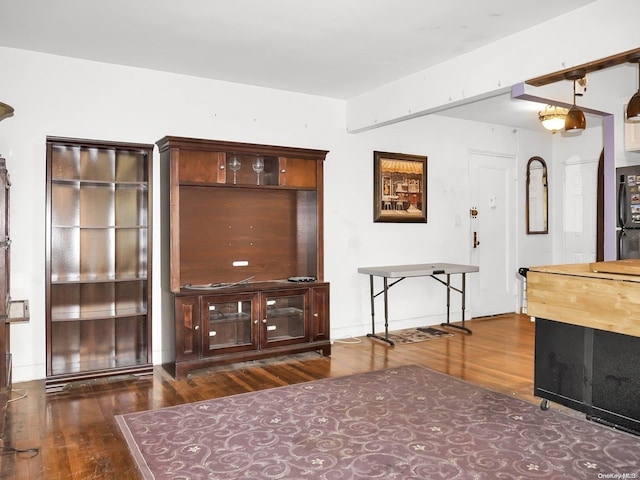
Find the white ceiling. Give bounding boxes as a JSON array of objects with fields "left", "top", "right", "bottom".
[
  {"left": 0, "top": 0, "right": 597, "bottom": 100},
  {"left": 2, "top": 0, "right": 633, "bottom": 133}
]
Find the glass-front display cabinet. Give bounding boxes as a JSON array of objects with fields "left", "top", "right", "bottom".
[
  {"left": 0, "top": 157, "right": 10, "bottom": 394},
  {"left": 45, "top": 137, "right": 153, "bottom": 391},
  {"left": 263, "top": 291, "right": 307, "bottom": 345},
  {"left": 201, "top": 289, "right": 308, "bottom": 355},
  {"left": 203, "top": 293, "right": 257, "bottom": 353}
]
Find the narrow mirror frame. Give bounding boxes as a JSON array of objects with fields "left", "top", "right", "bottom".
[{"left": 526, "top": 156, "right": 548, "bottom": 234}]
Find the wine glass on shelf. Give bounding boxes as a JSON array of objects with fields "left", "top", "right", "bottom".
[
  {"left": 229, "top": 156, "right": 241, "bottom": 184},
  {"left": 252, "top": 156, "right": 264, "bottom": 185}
]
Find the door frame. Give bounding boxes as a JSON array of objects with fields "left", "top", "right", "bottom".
[{"left": 468, "top": 150, "right": 517, "bottom": 318}]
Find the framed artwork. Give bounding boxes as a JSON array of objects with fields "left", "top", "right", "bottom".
[{"left": 373, "top": 151, "right": 427, "bottom": 223}]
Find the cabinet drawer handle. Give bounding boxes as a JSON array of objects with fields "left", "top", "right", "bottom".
[
  {"left": 253, "top": 319, "right": 258, "bottom": 324},
  {"left": 313, "top": 313, "right": 318, "bottom": 317},
  {"left": 262, "top": 318, "right": 267, "bottom": 324},
  {"left": 194, "top": 325, "right": 200, "bottom": 330}
]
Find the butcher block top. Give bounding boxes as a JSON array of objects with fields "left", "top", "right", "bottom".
[
  {"left": 589, "top": 259, "right": 640, "bottom": 276},
  {"left": 527, "top": 261, "right": 640, "bottom": 338},
  {"left": 531, "top": 260, "right": 640, "bottom": 281}
]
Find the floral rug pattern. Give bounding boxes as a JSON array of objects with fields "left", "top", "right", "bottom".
[{"left": 117, "top": 365, "right": 639, "bottom": 479}]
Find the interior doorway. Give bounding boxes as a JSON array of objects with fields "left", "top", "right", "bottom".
[
  {"left": 468, "top": 151, "right": 517, "bottom": 318},
  {"left": 562, "top": 157, "right": 599, "bottom": 264}
]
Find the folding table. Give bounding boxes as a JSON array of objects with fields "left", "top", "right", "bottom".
[{"left": 357, "top": 263, "right": 479, "bottom": 345}]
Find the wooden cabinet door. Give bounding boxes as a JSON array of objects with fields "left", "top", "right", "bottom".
[
  {"left": 201, "top": 293, "right": 258, "bottom": 356},
  {"left": 311, "top": 285, "right": 330, "bottom": 342},
  {"left": 178, "top": 150, "right": 226, "bottom": 184},
  {"left": 261, "top": 288, "right": 309, "bottom": 348},
  {"left": 174, "top": 296, "right": 201, "bottom": 361},
  {"left": 279, "top": 158, "right": 317, "bottom": 188}
]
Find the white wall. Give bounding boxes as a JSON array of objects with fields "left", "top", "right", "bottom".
[
  {"left": 0, "top": 46, "right": 560, "bottom": 381},
  {"left": 335, "top": 116, "right": 529, "bottom": 339},
  {"left": 0, "top": 46, "right": 348, "bottom": 381}
]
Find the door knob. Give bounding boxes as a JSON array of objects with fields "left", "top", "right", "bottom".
[{"left": 473, "top": 231, "right": 480, "bottom": 248}]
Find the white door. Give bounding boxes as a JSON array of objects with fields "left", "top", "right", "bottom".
[
  {"left": 562, "top": 159, "right": 598, "bottom": 263},
  {"left": 469, "top": 151, "right": 516, "bottom": 317}
]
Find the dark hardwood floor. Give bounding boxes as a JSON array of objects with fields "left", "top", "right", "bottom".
[{"left": 1, "top": 314, "right": 542, "bottom": 479}]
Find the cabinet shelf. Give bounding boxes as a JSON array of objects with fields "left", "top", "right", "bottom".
[
  {"left": 208, "top": 312, "right": 251, "bottom": 322},
  {"left": 267, "top": 307, "right": 303, "bottom": 317},
  {"left": 52, "top": 225, "right": 148, "bottom": 229},
  {"left": 52, "top": 178, "right": 148, "bottom": 187},
  {"left": 51, "top": 307, "right": 147, "bottom": 322},
  {"left": 51, "top": 275, "right": 147, "bottom": 284},
  {"left": 178, "top": 180, "right": 316, "bottom": 191}
]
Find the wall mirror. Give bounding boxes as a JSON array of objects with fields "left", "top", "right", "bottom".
[{"left": 526, "top": 156, "right": 548, "bottom": 234}]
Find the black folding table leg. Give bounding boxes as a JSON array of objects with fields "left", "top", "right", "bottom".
[
  {"left": 366, "top": 275, "right": 395, "bottom": 345},
  {"left": 440, "top": 272, "right": 472, "bottom": 334}
]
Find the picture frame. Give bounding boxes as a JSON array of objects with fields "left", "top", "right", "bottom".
[{"left": 373, "top": 151, "right": 427, "bottom": 223}]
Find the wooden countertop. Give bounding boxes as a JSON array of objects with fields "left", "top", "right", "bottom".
[
  {"left": 530, "top": 260, "right": 640, "bottom": 282},
  {"left": 527, "top": 261, "right": 640, "bottom": 338}
]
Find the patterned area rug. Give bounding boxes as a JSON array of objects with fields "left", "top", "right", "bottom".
[
  {"left": 381, "top": 326, "right": 453, "bottom": 344},
  {"left": 116, "top": 365, "right": 639, "bottom": 480}
]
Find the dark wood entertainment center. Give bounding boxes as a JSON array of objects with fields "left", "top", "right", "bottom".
[{"left": 157, "top": 137, "right": 331, "bottom": 378}]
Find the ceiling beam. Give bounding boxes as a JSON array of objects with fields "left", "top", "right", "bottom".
[{"left": 526, "top": 47, "right": 640, "bottom": 87}]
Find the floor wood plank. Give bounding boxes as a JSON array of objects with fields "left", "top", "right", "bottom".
[{"left": 1, "top": 314, "right": 547, "bottom": 479}]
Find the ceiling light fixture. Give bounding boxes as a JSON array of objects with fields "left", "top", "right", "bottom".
[
  {"left": 564, "top": 69, "right": 586, "bottom": 134},
  {"left": 538, "top": 105, "right": 568, "bottom": 133},
  {"left": 626, "top": 52, "right": 640, "bottom": 122},
  {"left": 0, "top": 102, "right": 14, "bottom": 122}
]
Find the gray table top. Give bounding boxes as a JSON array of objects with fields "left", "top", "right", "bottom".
[{"left": 357, "top": 262, "right": 479, "bottom": 278}]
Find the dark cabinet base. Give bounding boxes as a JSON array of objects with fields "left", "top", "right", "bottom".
[
  {"left": 535, "top": 318, "right": 640, "bottom": 435},
  {"left": 165, "top": 342, "right": 331, "bottom": 379},
  {"left": 168, "top": 282, "right": 331, "bottom": 379},
  {"left": 45, "top": 365, "right": 154, "bottom": 392}
]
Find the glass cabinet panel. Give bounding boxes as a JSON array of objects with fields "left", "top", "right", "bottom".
[
  {"left": 263, "top": 292, "right": 307, "bottom": 344},
  {"left": 79, "top": 147, "right": 115, "bottom": 182},
  {"left": 204, "top": 297, "right": 254, "bottom": 351},
  {"left": 225, "top": 154, "right": 279, "bottom": 186}
]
